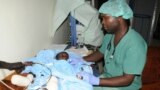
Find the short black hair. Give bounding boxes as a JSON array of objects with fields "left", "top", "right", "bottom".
[
  {"left": 55, "top": 51, "right": 69, "bottom": 60},
  {"left": 125, "top": 19, "right": 131, "bottom": 26}
]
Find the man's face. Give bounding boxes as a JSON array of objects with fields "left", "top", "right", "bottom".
[{"left": 100, "top": 14, "right": 119, "bottom": 34}]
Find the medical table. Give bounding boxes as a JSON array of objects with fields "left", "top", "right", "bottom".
[{"left": 0, "top": 44, "right": 97, "bottom": 90}]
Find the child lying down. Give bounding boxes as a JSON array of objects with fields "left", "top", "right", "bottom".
[{"left": 11, "top": 50, "right": 95, "bottom": 90}]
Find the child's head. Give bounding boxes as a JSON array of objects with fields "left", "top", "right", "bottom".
[{"left": 55, "top": 51, "right": 69, "bottom": 60}]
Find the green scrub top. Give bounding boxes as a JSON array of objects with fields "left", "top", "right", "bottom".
[{"left": 97, "top": 28, "right": 147, "bottom": 90}]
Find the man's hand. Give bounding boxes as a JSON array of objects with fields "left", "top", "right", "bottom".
[
  {"left": 7, "top": 62, "right": 25, "bottom": 70},
  {"left": 23, "top": 62, "right": 34, "bottom": 66}
]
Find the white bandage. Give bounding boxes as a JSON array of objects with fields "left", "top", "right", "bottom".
[
  {"left": 11, "top": 74, "right": 33, "bottom": 87},
  {"left": 46, "top": 76, "right": 58, "bottom": 90}
]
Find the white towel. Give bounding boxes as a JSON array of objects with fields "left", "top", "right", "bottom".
[
  {"left": 72, "top": 3, "right": 97, "bottom": 27},
  {"left": 46, "top": 76, "right": 58, "bottom": 90},
  {"left": 72, "top": 3, "right": 104, "bottom": 46},
  {"left": 51, "top": 0, "right": 85, "bottom": 36},
  {"left": 11, "top": 74, "right": 33, "bottom": 87},
  {"left": 51, "top": 0, "right": 103, "bottom": 46}
]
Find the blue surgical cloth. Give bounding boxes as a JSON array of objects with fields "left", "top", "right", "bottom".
[
  {"left": 99, "top": 0, "right": 133, "bottom": 19},
  {"left": 22, "top": 50, "right": 93, "bottom": 90}
]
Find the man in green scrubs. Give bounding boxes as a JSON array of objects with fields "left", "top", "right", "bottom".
[{"left": 78, "top": 0, "right": 147, "bottom": 90}]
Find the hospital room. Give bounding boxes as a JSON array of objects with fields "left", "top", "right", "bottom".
[{"left": 0, "top": 0, "right": 160, "bottom": 90}]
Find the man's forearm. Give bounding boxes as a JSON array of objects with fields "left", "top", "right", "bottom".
[
  {"left": 0, "top": 61, "right": 24, "bottom": 70},
  {"left": 99, "top": 74, "right": 135, "bottom": 87},
  {"left": 83, "top": 50, "right": 104, "bottom": 62},
  {"left": 0, "top": 61, "right": 7, "bottom": 68}
]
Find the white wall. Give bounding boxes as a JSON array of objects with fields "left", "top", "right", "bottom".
[
  {"left": 52, "top": 19, "right": 70, "bottom": 44},
  {"left": 0, "top": 0, "right": 70, "bottom": 79}
]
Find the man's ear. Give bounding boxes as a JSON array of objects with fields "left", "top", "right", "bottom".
[
  {"left": 117, "top": 17, "right": 124, "bottom": 25},
  {"left": 117, "top": 17, "right": 123, "bottom": 22}
]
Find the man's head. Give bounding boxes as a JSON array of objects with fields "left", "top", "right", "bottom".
[
  {"left": 55, "top": 51, "right": 69, "bottom": 60},
  {"left": 99, "top": 0, "right": 133, "bottom": 33}
]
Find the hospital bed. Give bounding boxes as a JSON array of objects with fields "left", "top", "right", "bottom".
[{"left": 0, "top": 45, "right": 94, "bottom": 90}]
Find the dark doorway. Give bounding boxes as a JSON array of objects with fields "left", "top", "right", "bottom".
[
  {"left": 153, "top": 14, "right": 160, "bottom": 40},
  {"left": 97, "top": 0, "right": 108, "bottom": 9},
  {"left": 150, "top": 14, "right": 160, "bottom": 46}
]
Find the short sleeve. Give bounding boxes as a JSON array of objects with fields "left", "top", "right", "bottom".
[{"left": 123, "top": 44, "right": 147, "bottom": 75}]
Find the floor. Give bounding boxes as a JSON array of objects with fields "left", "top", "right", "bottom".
[{"left": 141, "top": 46, "right": 160, "bottom": 90}]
